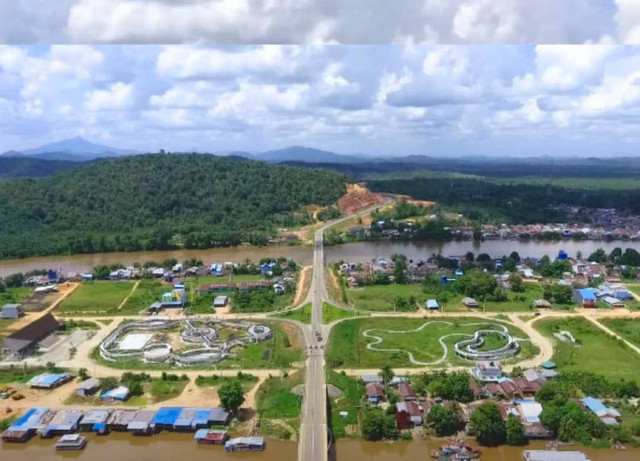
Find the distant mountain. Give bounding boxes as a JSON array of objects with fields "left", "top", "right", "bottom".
[
  {"left": 255, "top": 146, "right": 367, "bottom": 164},
  {"left": 4, "top": 136, "right": 138, "bottom": 161}
]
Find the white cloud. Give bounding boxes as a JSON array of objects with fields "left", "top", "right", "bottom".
[{"left": 85, "top": 82, "right": 134, "bottom": 111}]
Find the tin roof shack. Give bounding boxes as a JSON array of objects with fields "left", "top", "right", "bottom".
[
  {"left": 127, "top": 409, "right": 157, "bottom": 435},
  {"left": 107, "top": 409, "right": 138, "bottom": 431},
  {"left": 532, "top": 299, "right": 551, "bottom": 309},
  {"left": 28, "top": 373, "right": 72, "bottom": 390},
  {"left": 2, "top": 313, "right": 60, "bottom": 357},
  {"left": 395, "top": 401, "right": 422, "bottom": 430},
  {"left": 581, "top": 396, "right": 621, "bottom": 426},
  {"left": 398, "top": 383, "right": 417, "bottom": 401},
  {"left": 79, "top": 409, "right": 111, "bottom": 432},
  {"left": 1, "top": 407, "right": 51, "bottom": 443},
  {"left": 1, "top": 303, "right": 22, "bottom": 319},
  {"left": 76, "top": 378, "right": 101, "bottom": 397},
  {"left": 365, "top": 382, "right": 385, "bottom": 404},
  {"left": 225, "top": 436, "right": 265, "bottom": 452},
  {"left": 361, "top": 375, "right": 383, "bottom": 385},
  {"left": 574, "top": 288, "right": 597, "bottom": 308},
  {"left": 101, "top": 386, "right": 130, "bottom": 402},
  {"left": 207, "top": 407, "right": 231, "bottom": 427},
  {"left": 213, "top": 296, "right": 229, "bottom": 308},
  {"left": 174, "top": 408, "right": 198, "bottom": 431},
  {"left": 41, "top": 410, "right": 84, "bottom": 438},
  {"left": 524, "top": 450, "right": 590, "bottom": 461},
  {"left": 194, "top": 429, "right": 229, "bottom": 445}
]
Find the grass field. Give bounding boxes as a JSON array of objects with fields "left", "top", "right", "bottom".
[
  {"left": 327, "top": 371, "right": 364, "bottom": 438},
  {"left": 535, "top": 317, "right": 640, "bottom": 381},
  {"left": 91, "top": 322, "right": 302, "bottom": 370},
  {"left": 327, "top": 317, "right": 537, "bottom": 368},
  {"left": 58, "top": 281, "right": 134, "bottom": 315},
  {"left": 120, "top": 279, "right": 169, "bottom": 314},
  {"left": 64, "top": 377, "right": 188, "bottom": 406},
  {"left": 323, "top": 303, "right": 368, "bottom": 323},
  {"left": 347, "top": 284, "right": 425, "bottom": 312},
  {"left": 195, "top": 373, "right": 258, "bottom": 394},
  {"left": 0, "top": 287, "right": 30, "bottom": 305},
  {"left": 599, "top": 318, "right": 640, "bottom": 349},
  {"left": 257, "top": 371, "right": 303, "bottom": 440},
  {"left": 275, "top": 303, "right": 312, "bottom": 323}
]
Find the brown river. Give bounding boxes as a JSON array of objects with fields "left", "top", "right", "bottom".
[
  {"left": 2, "top": 434, "right": 639, "bottom": 461},
  {"left": 0, "top": 240, "right": 638, "bottom": 277}
]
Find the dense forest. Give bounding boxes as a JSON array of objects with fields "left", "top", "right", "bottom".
[
  {"left": 367, "top": 177, "right": 640, "bottom": 224},
  {"left": 0, "top": 157, "right": 81, "bottom": 178},
  {"left": 0, "top": 153, "right": 346, "bottom": 259}
]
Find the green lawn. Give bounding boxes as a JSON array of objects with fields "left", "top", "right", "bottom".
[
  {"left": 64, "top": 377, "right": 188, "bottom": 406},
  {"left": 230, "top": 274, "right": 266, "bottom": 283},
  {"left": 257, "top": 371, "right": 303, "bottom": 440},
  {"left": 0, "top": 287, "right": 31, "bottom": 305},
  {"left": 535, "top": 317, "right": 640, "bottom": 382},
  {"left": 195, "top": 373, "right": 258, "bottom": 394},
  {"left": 58, "top": 281, "right": 134, "bottom": 314},
  {"left": 347, "top": 284, "right": 425, "bottom": 312},
  {"left": 91, "top": 322, "right": 302, "bottom": 370},
  {"left": 323, "top": 302, "right": 368, "bottom": 323},
  {"left": 327, "top": 371, "right": 364, "bottom": 438},
  {"left": 120, "top": 279, "right": 169, "bottom": 314},
  {"left": 600, "top": 318, "right": 640, "bottom": 349},
  {"left": 274, "top": 303, "right": 312, "bottom": 324},
  {"left": 327, "top": 317, "right": 537, "bottom": 368}
]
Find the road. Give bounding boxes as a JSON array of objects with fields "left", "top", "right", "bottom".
[{"left": 298, "top": 225, "right": 329, "bottom": 461}]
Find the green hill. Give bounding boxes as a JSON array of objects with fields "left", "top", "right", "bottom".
[
  {"left": 0, "top": 153, "right": 346, "bottom": 259},
  {"left": 0, "top": 157, "right": 81, "bottom": 178}
]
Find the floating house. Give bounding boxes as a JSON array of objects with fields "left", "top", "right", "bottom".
[
  {"left": 41, "top": 410, "right": 84, "bottom": 438},
  {"left": 225, "top": 436, "right": 265, "bottom": 452},
  {"left": 127, "top": 409, "right": 157, "bottom": 435},
  {"left": 1, "top": 407, "right": 50, "bottom": 442},
  {"left": 107, "top": 409, "right": 138, "bottom": 431},
  {"left": 194, "top": 429, "right": 228, "bottom": 445},
  {"left": 79, "top": 409, "right": 111, "bottom": 433}
]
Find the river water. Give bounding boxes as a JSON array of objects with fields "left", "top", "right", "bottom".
[
  {"left": 2, "top": 240, "right": 637, "bottom": 277},
  {"left": 2, "top": 434, "right": 639, "bottom": 461}
]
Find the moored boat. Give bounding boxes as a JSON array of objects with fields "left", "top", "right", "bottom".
[
  {"left": 194, "top": 429, "right": 228, "bottom": 445},
  {"left": 224, "top": 436, "right": 265, "bottom": 452},
  {"left": 55, "top": 434, "right": 87, "bottom": 450}
]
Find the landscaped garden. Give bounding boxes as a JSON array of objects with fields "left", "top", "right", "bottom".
[{"left": 327, "top": 317, "right": 538, "bottom": 368}]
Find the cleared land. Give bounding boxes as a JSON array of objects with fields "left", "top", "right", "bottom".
[
  {"left": 257, "top": 370, "right": 304, "bottom": 440},
  {"left": 327, "top": 371, "right": 363, "bottom": 438},
  {"left": 57, "top": 281, "right": 134, "bottom": 315},
  {"left": 322, "top": 303, "right": 368, "bottom": 324},
  {"left": 535, "top": 317, "right": 640, "bottom": 381},
  {"left": 327, "top": 317, "right": 537, "bottom": 368},
  {"left": 275, "top": 303, "right": 312, "bottom": 324}
]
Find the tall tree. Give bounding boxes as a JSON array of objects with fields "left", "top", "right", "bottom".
[
  {"left": 470, "top": 402, "right": 506, "bottom": 446},
  {"left": 218, "top": 380, "right": 245, "bottom": 414}
]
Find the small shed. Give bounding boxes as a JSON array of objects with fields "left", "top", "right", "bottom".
[
  {"left": 532, "top": 299, "right": 551, "bottom": 309},
  {"left": 1, "top": 303, "right": 22, "bottom": 319},
  {"left": 425, "top": 299, "right": 439, "bottom": 310},
  {"left": 462, "top": 297, "right": 479, "bottom": 308},
  {"left": 540, "top": 361, "right": 556, "bottom": 370},
  {"left": 213, "top": 296, "right": 229, "bottom": 308},
  {"left": 101, "top": 386, "right": 130, "bottom": 402},
  {"left": 76, "top": 378, "right": 101, "bottom": 397}
]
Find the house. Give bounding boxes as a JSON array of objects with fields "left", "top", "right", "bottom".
[
  {"left": 361, "top": 375, "right": 383, "bottom": 385},
  {"left": 469, "top": 383, "right": 486, "bottom": 400},
  {"left": 101, "top": 386, "right": 130, "bottom": 402},
  {"left": 395, "top": 401, "right": 422, "bottom": 429},
  {"left": 425, "top": 299, "right": 440, "bottom": 310},
  {"left": 365, "top": 382, "right": 385, "bottom": 404},
  {"left": 28, "top": 373, "right": 72, "bottom": 390},
  {"left": 523, "top": 369, "right": 544, "bottom": 383},
  {"left": 574, "top": 288, "right": 597, "bottom": 308},
  {"left": 1, "top": 303, "right": 22, "bottom": 319},
  {"left": 462, "top": 297, "right": 479, "bottom": 308},
  {"left": 79, "top": 409, "right": 111, "bottom": 432},
  {"left": 76, "top": 378, "right": 101, "bottom": 397},
  {"left": 532, "top": 299, "right": 551, "bottom": 309},
  {"left": 2, "top": 313, "right": 60, "bottom": 357},
  {"left": 213, "top": 296, "right": 229, "bottom": 308},
  {"left": 398, "top": 383, "right": 417, "bottom": 401},
  {"left": 602, "top": 296, "right": 625, "bottom": 308},
  {"left": 581, "top": 396, "right": 621, "bottom": 425},
  {"left": 515, "top": 399, "right": 544, "bottom": 425},
  {"left": 471, "top": 361, "right": 502, "bottom": 381},
  {"left": 513, "top": 377, "right": 542, "bottom": 395}
]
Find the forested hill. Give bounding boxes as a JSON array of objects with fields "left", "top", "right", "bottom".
[
  {"left": 0, "top": 153, "right": 346, "bottom": 259},
  {"left": 0, "top": 157, "right": 81, "bottom": 178}
]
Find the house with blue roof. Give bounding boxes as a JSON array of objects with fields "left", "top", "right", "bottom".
[
  {"left": 574, "top": 288, "right": 597, "bottom": 308},
  {"left": 581, "top": 396, "right": 621, "bottom": 425}
]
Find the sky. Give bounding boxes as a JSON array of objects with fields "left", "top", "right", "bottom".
[
  {"left": 3, "top": 44, "right": 640, "bottom": 157},
  {"left": 0, "top": 0, "right": 638, "bottom": 44}
]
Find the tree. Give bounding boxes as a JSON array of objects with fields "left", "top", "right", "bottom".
[
  {"left": 588, "top": 249, "right": 608, "bottom": 263},
  {"left": 361, "top": 409, "right": 398, "bottom": 441},
  {"left": 427, "top": 404, "right": 463, "bottom": 437},
  {"left": 508, "top": 272, "right": 524, "bottom": 292},
  {"left": 508, "top": 251, "right": 521, "bottom": 263},
  {"left": 218, "top": 380, "right": 245, "bottom": 413},
  {"left": 100, "top": 377, "right": 118, "bottom": 392},
  {"left": 543, "top": 284, "right": 573, "bottom": 304},
  {"left": 78, "top": 368, "right": 89, "bottom": 380},
  {"left": 469, "top": 402, "right": 506, "bottom": 446},
  {"left": 505, "top": 415, "right": 525, "bottom": 445},
  {"left": 379, "top": 365, "right": 395, "bottom": 385},
  {"left": 457, "top": 270, "right": 498, "bottom": 300}
]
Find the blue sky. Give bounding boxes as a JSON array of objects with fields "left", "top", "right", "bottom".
[{"left": 2, "top": 44, "right": 640, "bottom": 157}]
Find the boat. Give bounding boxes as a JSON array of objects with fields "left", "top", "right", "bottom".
[
  {"left": 194, "top": 429, "right": 228, "bottom": 445},
  {"left": 224, "top": 436, "right": 265, "bottom": 452},
  {"left": 436, "top": 439, "right": 481, "bottom": 460},
  {"left": 55, "top": 434, "right": 87, "bottom": 450}
]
